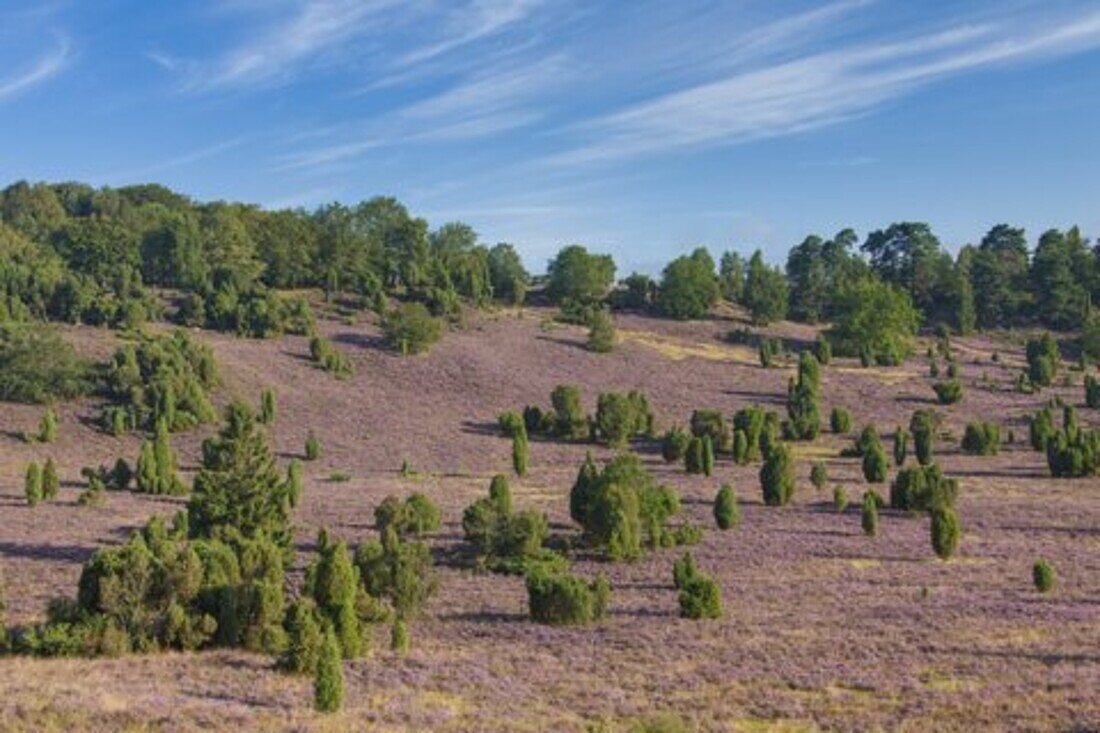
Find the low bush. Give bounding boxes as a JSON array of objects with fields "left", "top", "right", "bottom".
[
  {"left": 305, "top": 432, "right": 322, "bottom": 461},
  {"left": 661, "top": 427, "right": 691, "bottom": 463},
  {"left": 1032, "top": 558, "right": 1056, "bottom": 593},
  {"left": 374, "top": 494, "right": 442, "bottom": 538},
  {"left": 833, "top": 485, "right": 848, "bottom": 513},
  {"left": 713, "top": 484, "right": 740, "bottom": 529},
  {"left": 861, "top": 491, "right": 878, "bottom": 536},
  {"left": 526, "top": 570, "right": 610, "bottom": 625},
  {"left": 830, "top": 407, "right": 852, "bottom": 435},
  {"left": 382, "top": 302, "right": 442, "bottom": 356},
  {"left": 933, "top": 380, "right": 963, "bottom": 405},
  {"left": 961, "top": 421, "right": 1000, "bottom": 456},
  {"left": 760, "top": 443, "right": 795, "bottom": 506},
  {"left": 890, "top": 463, "right": 958, "bottom": 512},
  {"left": 810, "top": 462, "right": 828, "bottom": 490},
  {"left": 931, "top": 507, "right": 960, "bottom": 560}
]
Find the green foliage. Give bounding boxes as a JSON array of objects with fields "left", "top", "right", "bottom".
[
  {"left": 890, "top": 463, "right": 959, "bottom": 511},
  {"left": 1045, "top": 418, "right": 1100, "bottom": 478},
  {"left": 1029, "top": 407, "right": 1055, "bottom": 451},
  {"left": 684, "top": 437, "right": 705, "bottom": 475},
  {"left": 661, "top": 427, "right": 690, "bottom": 463},
  {"left": 760, "top": 443, "right": 795, "bottom": 506},
  {"left": 732, "top": 429, "right": 749, "bottom": 464},
  {"left": 391, "top": 618, "right": 410, "bottom": 655},
  {"left": 911, "top": 411, "right": 936, "bottom": 466},
  {"left": 570, "top": 453, "right": 684, "bottom": 559},
  {"left": 355, "top": 531, "right": 438, "bottom": 620},
  {"left": 498, "top": 410, "right": 526, "bottom": 439},
  {"left": 833, "top": 485, "right": 848, "bottom": 513},
  {"left": 1086, "top": 375, "right": 1100, "bottom": 408},
  {"left": 25, "top": 462, "right": 42, "bottom": 506},
  {"left": 305, "top": 535, "right": 363, "bottom": 659},
  {"left": 135, "top": 421, "right": 186, "bottom": 495},
  {"left": 810, "top": 462, "right": 828, "bottom": 490},
  {"left": 814, "top": 335, "right": 832, "bottom": 365},
  {"left": 784, "top": 352, "right": 822, "bottom": 441},
  {"left": 861, "top": 491, "right": 879, "bottom": 536},
  {"left": 305, "top": 432, "right": 322, "bottom": 461},
  {"left": 42, "top": 458, "right": 60, "bottom": 501},
  {"left": 487, "top": 243, "right": 529, "bottom": 305},
  {"left": 103, "top": 330, "right": 218, "bottom": 433},
  {"left": 933, "top": 380, "right": 963, "bottom": 405},
  {"left": 826, "top": 278, "right": 919, "bottom": 366},
  {"left": 259, "top": 388, "right": 277, "bottom": 424},
  {"left": 551, "top": 384, "right": 588, "bottom": 441},
  {"left": 526, "top": 569, "right": 610, "bottom": 625},
  {"left": 375, "top": 493, "right": 442, "bottom": 539},
  {"left": 892, "top": 427, "right": 909, "bottom": 467},
  {"left": 757, "top": 337, "right": 782, "bottom": 367},
  {"left": 188, "top": 403, "right": 295, "bottom": 554},
  {"left": 656, "top": 248, "right": 719, "bottom": 319},
  {"left": 861, "top": 433, "right": 889, "bottom": 484},
  {"left": 930, "top": 507, "right": 960, "bottom": 560},
  {"left": 308, "top": 336, "right": 353, "bottom": 377},
  {"left": 595, "top": 391, "right": 653, "bottom": 447},
  {"left": 512, "top": 433, "right": 529, "bottom": 476},
  {"left": 281, "top": 598, "right": 324, "bottom": 675},
  {"left": 1032, "top": 558, "right": 1055, "bottom": 593},
  {"left": 37, "top": 407, "right": 58, "bottom": 443},
  {"left": 0, "top": 325, "right": 90, "bottom": 403},
  {"left": 1026, "top": 333, "right": 1060, "bottom": 388},
  {"left": 830, "top": 407, "right": 852, "bottom": 434},
  {"left": 743, "top": 250, "right": 789, "bottom": 325},
  {"left": 732, "top": 406, "right": 768, "bottom": 463},
  {"left": 382, "top": 302, "right": 442, "bottom": 355},
  {"left": 701, "top": 435, "right": 715, "bottom": 477},
  {"left": 690, "top": 409, "right": 730, "bottom": 451},
  {"left": 961, "top": 422, "right": 1001, "bottom": 456},
  {"left": 678, "top": 573, "right": 723, "bottom": 620},
  {"left": 313, "top": 628, "right": 344, "bottom": 713},
  {"left": 546, "top": 245, "right": 616, "bottom": 305},
  {"left": 586, "top": 308, "right": 617, "bottom": 353},
  {"left": 713, "top": 484, "right": 740, "bottom": 529}
]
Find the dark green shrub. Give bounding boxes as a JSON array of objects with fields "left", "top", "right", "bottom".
[
  {"left": 1032, "top": 558, "right": 1055, "bottom": 593},
  {"left": 810, "top": 462, "right": 828, "bottom": 490},
  {"left": 522, "top": 405, "right": 552, "bottom": 435},
  {"left": 526, "top": 570, "right": 610, "bottom": 625},
  {"left": 684, "top": 437, "right": 705, "bottom": 475},
  {"left": 678, "top": 574, "right": 723, "bottom": 620},
  {"left": 946, "top": 360, "right": 959, "bottom": 379},
  {"left": 1029, "top": 407, "right": 1055, "bottom": 451},
  {"left": 356, "top": 532, "right": 439, "bottom": 620},
  {"left": 784, "top": 352, "right": 821, "bottom": 441},
  {"left": 260, "top": 388, "right": 276, "bottom": 425},
  {"left": 305, "top": 535, "right": 363, "bottom": 659},
  {"left": 37, "top": 407, "right": 58, "bottom": 443},
  {"left": 661, "top": 427, "right": 690, "bottom": 463},
  {"left": 382, "top": 302, "right": 442, "bottom": 355},
  {"left": 42, "top": 458, "right": 60, "bottom": 501},
  {"left": 690, "top": 409, "right": 730, "bottom": 451},
  {"left": 760, "top": 443, "right": 794, "bottom": 506},
  {"left": 586, "top": 308, "right": 617, "bottom": 353},
  {"left": 732, "top": 429, "right": 749, "bottom": 464},
  {"left": 1045, "top": 423, "right": 1100, "bottom": 478},
  {"left": 961, "top": 422, "right": 1001, "bottom": 456},
  {"left": 309, "top": 336, "right": 353, "bottom": 378},
  {"left": 498, "top": 410, "right": 526, "bottom": 438},
  {"left": 830, "top": 407, "right": 852, "bottom": 435},
  {"left": 815, "top": 335, "right": 832, "bottom": 365},
  {"left": 374, "top": 493, "right": 442, "bottom": 538},
  {"left": 305, "top": 432, "right": 322, "bottom": 461},
  {"left": 733, "top": 406, "right": 767, "bottom": 461},
  {"left": 758, "top": 338, "right": 781, "bottom": 367},
  {"left": 1086, "top": 375, "right": 1100, "bottom": 408},
  {"left": 933, "top": 380, "right": 963, "bottom": 405},
  {"left": 512, "top": 434, "right": 529, "bottom": 476},
  {"left": 713, "top": 484, "right": 739, "bottom": 529},
  {"left": 313, "top": 627, "right": 344, "bottom": 713},
  {"left": 672, "top": 552, "right": 697, "bottom": 590},
  {"left": 890, "top": 463, "right": 958, "bottom": 511},
  {"left": 595, "top": 391, "right": 652, "bottom": 447},
  {"left": 833, "top": 486, "right": 848, "bottom": 513},
  {"left": 135, "top": 421, "right": 185, "bottom": 495},
  {"left": 391, "top": 619, "right": 409, "bottom": 655},
  {"left": 551, "top": 384, "right": 588, "bottom": 440},
  {"left": 0, "top": 325, "right": 91, "bottom": 403},
  {"left": 281, "top": 598, "right": 323, "bottom": 675},
  {"left": 893, "top": 427, "right": 909, "bottom": 467},
  {"left": 931, "top": 507, "right": 960, "bottom": 560},
  {"left": 25, "top": 462, "right": 42, "bottom": 506},
  {"left": 1026, "top": 333, "right": 1059, "bottom": 388},
  {"left": 489, "top": 474, "right": 512, "bottom": 514},
  {"left": 861, "top": 492, "right": 878, "bottom": 536},
  {"left": 701, "top": 435, "right": 715, "bottom": 477},
  {"left": 861, "top": 440, "right": 888, "bottom": 483},
  {"left": 911, "top": 411, "right": 936, "bottom": 466}
]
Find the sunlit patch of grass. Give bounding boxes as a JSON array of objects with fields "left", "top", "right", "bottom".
[
  {"left": 419, "top": 689, "right": 471, "bottom": 716},
  {"left": 848, "top": 559, "right": 881, "bottom": 570},
  {"left": 830, "top": 366, "right": 919, "bottom": 385},
  {"left": 920, "top": 670, "right": 983, "bottom": 694},
  {"left": 618, "top": 330, "right": 758, "bottom": 364},
  {"left": 731, "top": 718, "right": 818, "bottom": 732},
  {"left": 789, "top": 442, "right": 842, "bottom": 460}
]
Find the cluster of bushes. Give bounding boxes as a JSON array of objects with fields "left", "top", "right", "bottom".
[
  {"left": 784, "top": 351, "right": 822, "bottom": 440},
  {"left": 1026, "top": 333, "right": 1060, "bottom": 389},
  {"left": 890, "top": 463, "right": 959, "bottom": 512},
  {"left": 308, "top": 336, "right": 353, "bottom": 378},
  {"left": 381, "top": 302, "right": 442, "bottom": 356},
  {"left": 0, "top": 325, "right": 91, "bottom": 403},
  {"left": 102, "top": 329, "right": 217, "bottom": 435},
  {"left": 135, "top": 420, "right": 186, "bottom": 495},
  {"left": 852, "top": 425, "right": 889, "bottom": 483},
  {"left": 526, "top": 569, "right": 610, "bottom": 626},
  {"left": 586, "top": 308, "right": 617, "bottom": 353},
  {"left": 932, "top": 379, "right": 964, "bottom": 405},
  {"left": 375, "top": 493, "right": 441, "bottom": 539},
  {"left": 1043, "top": 406, "right": 1100, "bottom": 478},
  {"left": 463, "top": 475, "right": 560, "bottom": 575},
  {"left": 515, "top": 385, "right": 655, "bottom": 449},
  {"left": 672, "top": 553, "right": 723, "bottom": 620},
  {"left": 179, "top": 278, "right": 315, "bottom": 339},
  {"left": 594, "top": 391, "right": 655, "bottom": 447},
  {"left": 910, "top": 410, "right": 939, "bottom": 465},
  {"left": 961, "top": 422, "right": 1001, "bottom": 456},
  {"left": 733, "top": 405, "right": 781, "bottom": 465},
  {"left": 24, "top": 459, "right": 60, "bottom": 506},
  {"left": 570, "top": 453, "right": 698, "bottom": 560},
  {"left": 758, "top": 337, "right": 784, "bottom": 368}
]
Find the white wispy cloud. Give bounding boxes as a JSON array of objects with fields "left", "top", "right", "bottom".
[
  {"left": 112, "top": 137, "right": 249, "bottom": 181},
  {"left": 548, "top": 9, "right": 1100, "bottom": 165},
  {"left": 397, "top": 0, "right": 545, "bottom": 66},
  {"left": 0, "top": 35, "right": 71, "bottom": 101}
]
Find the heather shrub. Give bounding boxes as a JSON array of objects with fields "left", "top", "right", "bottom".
[
  {"left": 526, "top": 570, "right": 610, "bottom": 625},
  {"left": 893, "top": 427, "right": 909, "bottom": 467},
  {"left": 25, "top": 462, "right": 42, "bottom": 506},
  {"left": 891, "top": 463, "right": 958, "bottom": 512},
  {"left": 41, "top": 457, "right": 60, "bottom": 501},
  {"left": 305, "top": 432, "right": 322, "bottom": 461},
  {"left": 931, "top": 507, "right": 960, "bottom": 560},
  {"left": 760, "top": 443, "right": 794, "bottom": 506},
  {"left": 551, "top": 384, "right": 588, "bottom": 440},
  {"left": 830, "top": 406, "right": 852, "bottom": 434},
  {"left": 810, "top": 462, "right": 828, "bottom": 490},
  {"left": 713, "top": 484, "right": 740, "bottom": 529},
  {"left": 861, "top": 491, "right": 878, "bottom": 537},
  {"left": 313, "top": 627, "right": 344, "bottom": 713},
  {"left": 662, "top": 427, "right": 691, "bottom": 463},
  {"left": 1032, "top": 558, "right": 1056, "bottom": 593},
  {"left": 961, "top": 422, "right": 1001, "bottom": 456},
  {"left": 933, "top": 380, "right": 963, "bottom": 405}
]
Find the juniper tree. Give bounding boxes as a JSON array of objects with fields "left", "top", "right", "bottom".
[
  {"left": 931, "top": 507, "right": 960, "bottom": 560},
  {"left": 861, "top": 491, "right": 878, "bottom": 536},
  {"left": 281, "top": 598, "right": 324, "bottom": 675},
  {"left": 42, "top": 458, "right": 60, "bottom": 501},
  {"left": 38, "top": 407, "right": 58, "bottom": 443},
  {"left": 893, "top": 427, "right": 909, "bottom": 467},
  {"left": 662, "top": 427, "right": 691, "bottom": 463},
  {"left": 713, "top": 484, "right": 739, "bottom": 529},
  {"left": 684, "top": 437, "right": 705, "bottom": 475},
  {"left": 305, "top": 432, "right": 322, "bottom": 461},
  {"left": 313, "top": 627, "right": 344, "bottom": 713},
  {"left": 512, "top": 433, "right": 529, "bottom": 476},
  {"left": 1032, "top": 558, "right": 1055, "bottom": 593},
  {"left": 810, "top": 462, "right": 828, "bottom": 490},
  {"left": 678, "top": 572, "right": 723, "bottom": 620},
  {"left": 760, "top": 443, "right": 795, "bottom": 506},
  {"left": 489, "top": 474, "right": 512, "bottom": 514},
  {"left": 137, "top": 440, "right": 158, "bottom": 493},
  {"left": 260, "top": 388, "right": 277, "bottom": 424},
  {"left": 911, "top": 412, "right": 936, "bottom": 466},
  {"left": 830, "top": 407, "right": 852, "bottom": 434},
  {"left": 701, "top": 435, "right": 715, "bottom": 477},
  {"left": 306, "top": 536, "right": 363, "bottom": 659},
  {"left": 833, "top": 485, "right": 848, "bottom": 513},
  {"left": 861, "top": 437, "right": 889, "bottom": 483},
  {"left": 732, "top": 429, "right": 749, "bottom": 464},
  {"left": 286, "top": 460, "right": 303, "bottom": 508},
  {"left": 25, "top": 462, "right": 42, "bottom": 506}
]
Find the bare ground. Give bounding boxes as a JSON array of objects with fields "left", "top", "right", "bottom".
[{"left": 0, "top": 306, "right": 1098, "bottom": 732}]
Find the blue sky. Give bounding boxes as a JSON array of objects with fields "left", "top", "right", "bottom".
[{"left": 2, "top": 0, "right": 1100, "bottom": 274}]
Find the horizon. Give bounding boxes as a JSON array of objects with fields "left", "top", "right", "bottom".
[{"left": 2, "top": 1, "right": 1100, "bottom": 273}]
